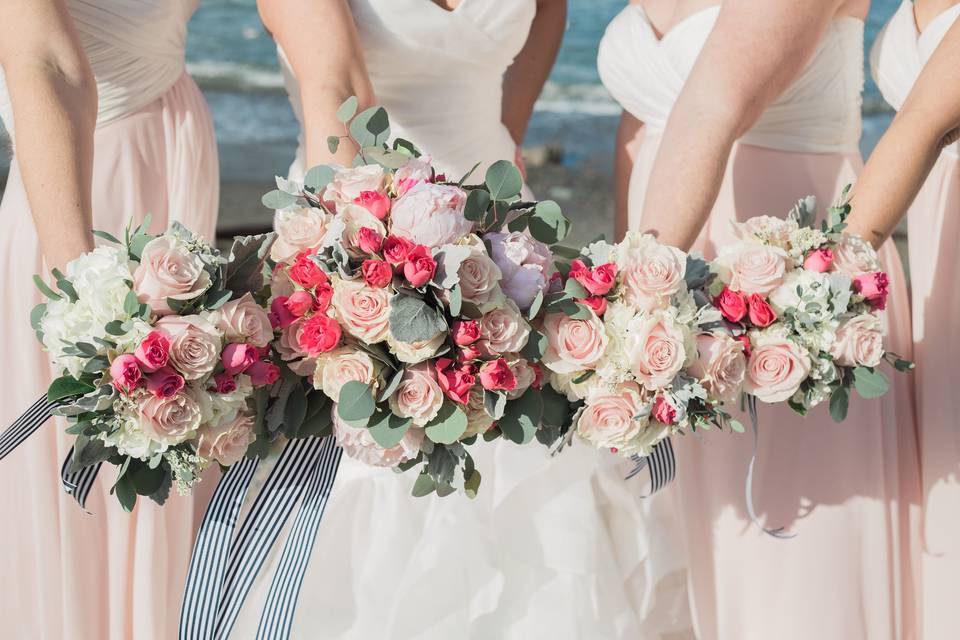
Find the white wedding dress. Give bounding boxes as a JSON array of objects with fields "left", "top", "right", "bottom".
[{"left": 232, "top": 1, "right": 690, "bottom": 638}]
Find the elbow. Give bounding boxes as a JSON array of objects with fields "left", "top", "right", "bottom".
[{"left": 683, "top": 89, "right": 763, "bottom": 146}]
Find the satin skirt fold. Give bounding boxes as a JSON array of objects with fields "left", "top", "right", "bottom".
[
  {"left": 0, "top": 72, "right": 218, "bottom": 640},
  {"left": 629, "top": 136, "right": 921, "bottom": 640}
]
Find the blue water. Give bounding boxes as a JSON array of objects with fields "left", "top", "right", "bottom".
[{"left": 1, "top": 0, "right": 902, "bottom": 176}]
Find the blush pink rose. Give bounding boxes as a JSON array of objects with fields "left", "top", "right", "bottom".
[
  {"left": 388, "top": 363, "right": 444, "bottom": 426},
  {"left": 804, "top": 248, "right": 834, "bottom": 273},
  {"left": 744, "top": 336, "right": 811, "bottom": 403},
  {"left": 271, "top": 207, "right": 330, "bottom": 263},
  {"left": 354, "top": 191, "right": 391, "bottom": 221},
  {"left": 542, "top": 311, "right": 608, "bottom": 374},
  {"left": 629, "top": 315, "right": 688, "bottom": 390},
  {"left": 716, "top": 244, "right": 788, "bottom": 296},
  {"left": 298, "top": 315, "right": 342, "bottom": 356},
  {"left": 689, "top": 333, "right": 747, "bottom": 404},
  {"left": 390, "top": 182, "right": 471, "bottom": 248},
  {"left": 195, "top": 412, "right": 255, "bottom": 466},
  {"left": 479, "top": 358, "right": 517, "bottom": 392},
  {"left": 316, "top": 347, "right": 377, "bottom": 402},
  {"left": 478, "top": 299, "right": 530, "bottom": 355},
  {"left": 132, "top": 236, "right": 211, "bottom": 316},
  {"left": 575, "top": 382, "right": 646, "bottom": 450},
  {"left": 135, "top": 330, "right": 171, "bottom": 373},
  {"left": 145, "top": 366, "right": 185, "bottom": 399},
  {"left": 156, "top": 315, "right": 221, "bottom": 380},
  {"left": 331, "top": 279, "right": 391, "bottom": 343},
  {"left": 402, "top": 245, "right": 437, "bottom": 288},
  {"left": 110, "top": 354, "right": 142, "bottom": 394},
  {"left": 332, "top": 407, "right": 424, "bottom": 467},
  {"left": 213, "top": 293, "right": 273, "bottom": 348},
  {"left": 832, "top": 233, "right": 881, "bottom": 277},
  {"left": 457, "top": 242, "right": 503, "bottom": 309},
  {"left": 222, "top": 343, "right": 258, "bottom": 375},
  {"left": 362, "top": 259, "right": 393, "bottom": 288},
  {"left": 138, "top": 390, "right": 202, "bottom": 445},
  {"left": 829, "top": 313, "right": 884, "bottom": 368},
  {"left": 617, "top": 235, "right": 687, "bottom": 312}
]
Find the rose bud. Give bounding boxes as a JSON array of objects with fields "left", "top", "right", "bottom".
[
  {"left": 452, "top": 319, "right": 481, "bottom": 346},
  {"left": 458, "top": 345, "right": 483, "bottom": 362},
  {"left": 403, "top": 245, "right": 437, "bottom": 288},
  {"left": 747, "top": 294, "right": 777, "bottom": 328},
  {"left": 145, "top": 366, "right": 185, "bottom": 399},
  {"left": 853, "top": 272, "right": 890, "bottom": 310},
  {"left": 247, "top": 361, "right": 281, "bottom": 387},
  {"left": 803, "top": 248, "right": 834, "bottom": 273},
  {"left": 735, "top": 334, "right": 752, "bottom": 358},
  {"left": 298, "top": 314, "right": 343, "bottom": 356},
  {"left": 577, "top": 296, "right": 608, "bottom": 316},
  {"left": 353, "top": 191, "right": 391, "bottom": 221},
  {"left": 270, "top": 296, "right": 297, "bottom": 329},
  {"left": 479, "top": 358, "right": 517, "bottom": 392},
  {"left": 383, "top": 235, "right": 415, "bottom": 266},
  {"left": 569, "top": 259, "right": 589, "bottom": 277},
  {"left": 135, "top": 330, "right": 171, "bottom": 373},
  {"left": 357, "top": 226, "right": 385, "bottom": 255},
  {"left": 313, "top": 282, "right": 334, "bottom": 314},
  {"left": 213, "top": 372, "right": 237, "bottom": 394},
  {"left": 110, "top": 354, "right": 142, "bottom": 394},
  {"left": 284, "top": 290, "right": 314, "bottom": 317},
  {"left": 362, "top": 259, "right": 393, "bottom": 288},
  {"left": 435, "top": 358, "right": 475, "bottom": 405},
  {"left": 530, "top": 363, "right": 544, "bottom": 389},
  {"left": 288, "top": 250, "right": 328, "bottom": 289},
  {"left": 222, "top": 342, "right": 258, "bottom": 375},
  {"left": 573, "top": 262, "right": 618, "bottom": 296},
  {"left": 652, "top": 395, "right": 677, "bottom": 425},
  {"left": 714, "top": 286, "right": 748, "bottom": 323}
]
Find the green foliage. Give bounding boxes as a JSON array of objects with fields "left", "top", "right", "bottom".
[
  {"left": 368, "top": 411, "right": 412, "bottom": 449},
  {"left": 350, "top": 106, "right": 391, "bottom": 148},
  {"left": 520, "top": 330, "right": 548, "bottom": 363},
  {"left": 853, "top": 366, "right": 890, "bottom": 399},
  {"left": 388, "top": 294, "right": 447, "bottom": 343},
  {"left": 424, "top": 402, "right": 468, "bottom": 445},
  {"left": 336, "top": 96, "right": 359, "bottom": 123},
  {"left": 337, "top": 381, "right": 376, "bottom": 424},
  {"left": 498, "top": 388, "right": 542, "bottom": 445},
  {"left": 411, "top": 472, "right": 437, "bottom": 497},
  {"left": 224, "top": 233, "right": 274, "bottom": 295},
  {"left": 47, "top": 376, "right": 94, "bottom": 402},
  {"left": 304, "top": 165, "right": 336, "bottom": 192},
  {"left": 528, "top": 200, "right": 570, "bottom": 245},
  {"left": 829, "top": 385, "right": 850, "bottom": 423},
  {"left": 261, "top": 190, "right": 298, "bottom": 210},
  {"left": 464, "top": 189, "right": 490, "bottom": 222},
  {"left": 33, "top": 275, "right": 62, "bottom": 301},
  {"left": 484, "top": 160, "right": 523, "bottom": 201}
]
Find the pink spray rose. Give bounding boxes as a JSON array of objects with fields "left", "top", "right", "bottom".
[
  {"left": 354, "top": 191, "right": 391, "bottom": 221},
  {"left": 714, "top": 287, "right": 748, "bottom": 323},
  {"left": 270, "top": 296, "right": 297, "bottom": 329},
  {"left": 213, "top": 372, "right": 238, "bottom": 394},
  {"left": 383, "top": 235, "right": 415, "bottom": 267},
  {"left": 403, "top": 245, "right": 437, "bottom": 288},
  {"left": 285, "top": 290, "right": 314, "bottom": 318},
  {"left": 247, "top": 360, "right": 281, "bottom": 387},
  {"left": 747, "top": 294, "right": 777, "bottom": 328},
  {"left": 577, "top": 296, "right": 608, "bottom": 316},
  {"left": 361, "top": 259, "right": 393, "bottom": 288},
  {"left": 435, "top": 358, "right": 476, "bottom": 405},
  {"left": 452, "top": 320, "right": 481, "bottom": 346},
  {"left": 110, "top": 354, "right": 142, "bottom": 394},
  {"left": 145, "top": 366, "right": 185, "bottom": 399},
  {"left": 357, "top": 226, "right": 385, "bottom": 255},
  {"left": 222, "top": 343, "right": 258, "bottom": 376},
  {"left": 298, "top": 315, "right": 342, "bottom": 356},
  {"left": 288, "top": 250, "right": 328, "bottom": 290},
  {"left": 570, "top": 260, "right": 618, "bottom": 296},
  {"left": 804, "top": 248, "right": 834, "bottom": 273},
  {"left": 853, "top": 272, "right": 890, "bottom": 311},
  {"left": 479, "top": 358, "right": 517, "bottom": 392},
  {"left": 652, "top": 396, "right": 677, "bottom": 425},
  {"left": 135, "top": 330, "right": 171, "bottom": 373}
]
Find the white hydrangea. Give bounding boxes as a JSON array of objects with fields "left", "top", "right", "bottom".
[
  {"left": 103, "top": 405, "right": 168, "bottom": 460},
  {"left": 66, "top": 245, "right": 135, "bottom": 325},
  {"left": 41, "top": 298, "right": 101, "bottom": 378}
]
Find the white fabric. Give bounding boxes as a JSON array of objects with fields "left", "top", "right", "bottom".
[
  {"left": 871, "top": 0, "right": 960, "bottom": 158},
  {"left": 597, "top": 5, "right": 865, "bottom": 153},
  {"left": 0, "top": 0, "right": 197, "bottom": 141}
]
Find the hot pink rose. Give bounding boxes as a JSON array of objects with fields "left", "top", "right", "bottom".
[
  {"left": 288, "top": 250, "right": 328, "bottom": 290},
  {"left": 570, "top": 260, "right": 618, "bottom": 296},
  {"left": 247, "top": 360, "right": 281, "bottom": 387},
  {"left": 156, "top": 315, "right": 221, "bottom": 380},
  {"left": 435, "top": 358, "right": 476, "bottom": 404},
  {"left": 361, "top": 259, "right": 393, "bottom": 288},
  {"left": 354, "top": 191, "right": 391, "bottom": 221},
  {"left": 135, "top": 330, "right": 171, "bottom": 373},
  {"left": 804, "top": 248, "right": 834, "bottom": 273},
  {"left": 479, "top": 358, "right": 517, "bottom": 392},
  {"left": 716, "top": 244, "right": 788, "bottom": 296},
  {"left": 829, "top": 313, "right": 884, "bottom": 368},
  {"left": 577, "top": 296, "right": 608, "bottom": 316},
  {"left": 452, "top": 320, "right": 481, "bottom": 346},
  {"left": 270, "top": 296, "right": 297, "bottom": 329},
  {"left": 314, "top": 281, "right": 334, "bottom": 313},
  {"left": 714, "top": 287, "right": 747, "bottom": 323},
  {"left": 744, "top": 337, "right": 811, "bottom": 403},
  {"left": 390, "top": 182, "right": 471, "bottom": 248},
  {"left": 630, "top": 314, "right": 688, "bottom": 390},
  {"left": 652, "top": 396, "right": 677, "bottom": 425},
  {"left": 195, "top": 412, "right": 255, "bottom": 466},
  {"left": 383, "top": 235, "right": 415, "bottom": 266},
  {"left": 853, "top": 272, "right": 890, "bottom": 310},
  {"left": 331, "top": 279, "right": 391, "bottom": 343},
  {"left": 222, "top": 343, "right": 258, "bottom": 375},
  {"left": 145, "top": 366, "right": 185, "bottom": 399},
  {"left": 110, "top": 354, "right": 142, "bottom": 394},
  {"left": 341, "top": 205, "right": 388, "bottom": 258},
  {"left": 542, "top": 311, "right": 608, "bottom": 374},
  {"left": 213, "top": 372, "right": 237, "bottom": 394},
  {"left": 747, "top": 294, "right": 777, "bottom": 328},
  {"left": 298, "top": 315, "right": 342, "bottom": 356},
  {"left": 459, "top": 344, "right": 482, "bottom": 362},
  {"left": 357, "top": 226, "right": 384, "bottom": 255},
  {"left": 271, "top": 207, "right": 330, "bottom": 263},
  {"left": 138, "top": 391, "right": 202, "bottom": 445},
  {"left": 403, "top": 245, "right": 437, "bottom": 288},
  {"left": 284, "top": 290, "right": 314, "bottom": 318},
  {"left": 132, "top": 236, "right": 211, "bottom": 316},
  {"left": 213, "top": 293, "right": 274, "bottom": 348},
  {"left": 388, "top": 362, "right": 444, "bottom": 425}
]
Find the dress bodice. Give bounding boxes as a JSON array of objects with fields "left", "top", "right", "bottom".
[
  {"left": 871, "top": 0, "right": 960, "bottom": 157},
  {"left": 0, "top": 0, "right": 197, "bottom": 141},
  {"left": 597, "top": 5, "right": 865, "bottom": 153},
  {"left": 281, "top": 0, "right": 536, "bottom": 180}
]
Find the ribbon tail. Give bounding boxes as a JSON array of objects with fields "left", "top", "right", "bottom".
[
  {"left": 60, "top": 447, "right": 103, "bottom": 509},
  {"left": 0, "top": 395, "right": 58, "bottom": 460},
  {"left": 744, "top": 396, "right": 795, "bottom": 539},
  {"left": 627, "top": 437, "right": 676, "bottom": 497}
]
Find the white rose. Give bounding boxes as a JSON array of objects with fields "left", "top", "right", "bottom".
[
  {"left": 387, "top": 332, "right": 445, "bottom": 364},
  {"left": 313, "top": 347, "right": 378, "bottom": 402},
  {"left": 271, "top": 207, "right": 331, "bottom": 263},
  {"left": 829, "top": 313, "right": 884, "bottom": 368}
]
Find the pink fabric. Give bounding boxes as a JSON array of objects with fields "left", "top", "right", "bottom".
[
  {"left": 904, "top": 153, "right": 960, "bottom": 638},
  {"left": 0, "top": 72, "right": 218, "bottom": 639},
  {"left": 630, "top": 135, "right": 921, "bottom": 640}
]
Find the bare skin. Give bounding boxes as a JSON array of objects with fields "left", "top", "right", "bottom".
[
  {"left": 0, "top": 1, "right": 97, "bottom": 270},
  {"left": 613, "top": 0, "right": 867, "bottom": 250},
  {"left": 847, "top": 9, "right": 960, "bottom": 248}
]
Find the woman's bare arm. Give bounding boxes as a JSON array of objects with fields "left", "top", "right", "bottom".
[
  {"left": 259, "top": 0, "right": 375, "bottom": 167},
  {"left": 614, "top": 111, "right": 644, "bottom": 240},
  {"left": 847, "top": 20, "right": 960, "bottom": 248},
  {"left": 0, "top": 0, "right": 96, "bottom": 270},
  {"left": 502, "top": 0, "right": 567, "bottom": 147},
  {"left": 639, "top": 0, "right": 845, "bottom": 250}
]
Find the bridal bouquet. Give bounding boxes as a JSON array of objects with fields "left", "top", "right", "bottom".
[
  {"left": 31, "top": 220, "right": 278, "bottom": 509},
  {"left": 707, "top": 192, "right": 911, "bottom": 421},
  {"left": 258, "top": 97, "right": 573, "bottom": 497}
]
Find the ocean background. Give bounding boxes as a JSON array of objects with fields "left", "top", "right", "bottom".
[{"left": 1, "top": 0, "right": 902, "bottom": 179}]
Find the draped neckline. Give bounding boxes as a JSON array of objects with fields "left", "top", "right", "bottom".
[
  {"left": 426, "top": 0, "right": 466, "bottom": 15},
  {"left": 636, "top": 4, "right": 720, "bottom": 44},
  {"left": 910, "top": 1, "right": 960, "bottom": 40}
]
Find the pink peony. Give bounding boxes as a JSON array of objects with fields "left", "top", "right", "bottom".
[{"left": 390, "top": 182, "right": 471, "bottom": 248}]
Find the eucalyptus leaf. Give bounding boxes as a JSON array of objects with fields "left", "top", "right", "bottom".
[
  {"left": 113, "top": 473, "right": 137, "bottom": 512},
  {"left": 484, "top": 160, "right": 523, "bottom": 201},
  {"left": 350, "top": 106, "right": 391, "bottom": 148},
  {"left": 388, "top": 295, "right": 447, "bottom": 343},
  {"left": 304, "top": 164, "right": 336, "bottom": 192},
  {"left": 483, "top": 389, "right": 507, "bottom": 420},
  {"left": 448, "top": 284, "right": 463, "bottom": 317},
  {"left": 464, "top": 189, "right": 490, "bottom": 222},
  {"left": 540, "top": 386, "right": 572, "bottom": 429},
  {"left": 33, "top": 275, "right": 62, "bottom": 301},
  {"left": 261, "top": 189, "right": 298, "bottom": 210},
  {"left": 853, "top": 367, "right": 890, "bottom": 399},
  {"left": 284, "top": 384, "right": 309, "bottom": 434},
  {"left": 337, "top": 381, "right": 376, "bottom": 423},
  {"left": 336, "top": 95, "right": 359, "bottom": 122},
  {"left": 123, "top": 290, "right": 140, "bottom": 316},
  {"left": 47, "top": 376, "right": 94, "bottom": 402},
  {"left": 528, "top": 200, "right": 570, "bottom": 244},
  {"left": 368, "top": 411, "right": 412, "bottom": 449},
  {"left": 520, "top": 330, "right": 548, "bottom": 363},
  {"left": 498, "top": 388, "right": 542, "bottom": 445},
  {"left": 363, "top": 147, "right": 410, "bottom": 170},
  {"left": 411, "top": 472, "right": 437, "bottom": 498},
  {"left": 527, "top": 289, "right": 544, "bottom": 320},
  {"left": 435, "top": 482, "right": 456, "bottom": 498},
  {"left": 424, "top": 402, "right": 468, "bottom": 445},
  {"left": 829, "top": 385, "right": 850, "bottom": 422},
  {"left": 684, "top": 255, "right": 714, "bottom": 290},
  {"left": 464, "top": 469, "right": 481, "bottom": 499},
  {"left": 378, "top": 368, "right": 406, "bottom": 402},
  {"left": 92, "top": 230, "right": 121, "bottom": 244}
]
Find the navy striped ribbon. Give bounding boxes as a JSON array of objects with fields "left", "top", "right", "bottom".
[
  {"left": 744, "top": 396, "right": 794, "bottom": 539},
  {"left": 627, "top": 437, "right": 676, "bottom": 495},
  {"left": 255, "top": 437, "right": 342, "bottom": 639},
  {"left": 0, "top": 395, "right": 100, "bottom": 508}
]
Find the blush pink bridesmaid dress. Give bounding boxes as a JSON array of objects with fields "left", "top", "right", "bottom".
[
  {"left": 873, "top": 2, "right": 960, "bottom": 637},
  {"left": 599, "top": 5, "right": 921, "bottom": 639},
  {"left": 0, "top": 1, "right": 218, "bottom": 637}
]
